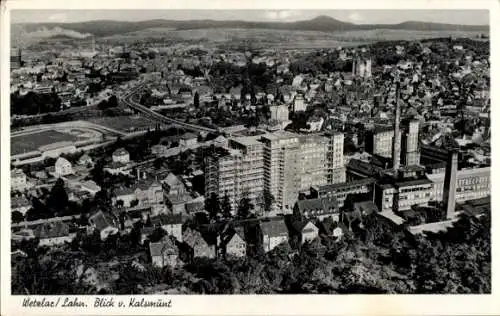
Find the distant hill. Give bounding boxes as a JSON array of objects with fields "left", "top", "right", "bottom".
[{"left": 12, "top": 15, "right": 489, "bottom": 39}]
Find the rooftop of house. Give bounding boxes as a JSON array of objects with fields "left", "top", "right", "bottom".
[
  {"left": 260, "top": 219, "right": 288, "bottom": 237},
  {"left": 89, "top": 210, "right": 117, "bottom": 231},
  {"left": 296, "top": 196, "right": 338, "bottom": 213},
  {"left": 11, "top": 196, "right": 31, "bottom": 208},
  {"left": 163, "top": 172, "right": 184, "bottom": 187},
  {"left": 183, "top": 227, "right": 214, "bottom": 248},
  {"left": 149, "top": 236, "right": 178, "bottom": 257},
  {"left": 33, "top": 221, "right": 70, "bottom": 239},
  {"left": 11, "top": 169, "right": 25, "bottom": 177},
  {"left": 353, "top": 200, "right": 378, "bottom": 215},
  {"left": 292, "top": 220, "right": 316, "bottom": 233},
  {"left": 113, "top": 148, "right": 129, "bottom": 156},
  {"left": 156, "top": 213, "right": 184, "bottom": 225}
]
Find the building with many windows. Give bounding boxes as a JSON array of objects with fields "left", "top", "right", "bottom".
[
  {"left": 298, "top": 134, "right": 328, "bottom": 191},
  {"left": 401, "top": 120, "right": 420, "bottom": 166},
  {"left": 205, "top": 136, "right": 265, "bottom": 212},
  {"left": 261, "top": 131, "right": 301, "bottom": 210},
  {"left": 365, "top": 127, "right": 396, "bottom": 159},
  {"left": 325, "top": 131, "right": 346, "bottom": 184},
  {"left": 427, "top": 167, "right": 490, "bottom": 203},
  {"left": 374, "top": 177, "right": 434, "bottom": 213}
]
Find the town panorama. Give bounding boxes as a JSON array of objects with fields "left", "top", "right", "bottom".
[{"left": 10, "top": 12, "right": 490, "bottom": 294}]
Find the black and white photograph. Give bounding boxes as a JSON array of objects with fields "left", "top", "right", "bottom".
[{"left": 5, "top": 3, "right": 492, "bottom": 302}]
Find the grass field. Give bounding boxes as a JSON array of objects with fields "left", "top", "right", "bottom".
[
  {"left": 11, "top": 130, "right": 79, "bottom": 155},
  {"left": 87, "top": 116, "right": 155, "bottom": 133}
]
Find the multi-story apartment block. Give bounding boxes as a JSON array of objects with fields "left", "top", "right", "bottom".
[
  {"left": 270, "top": 104, "right": 290, "bottom": 122},
  {"left": 261, "top": 131, "right": 301, "bottom": 210},
  {"left": 325, "top": 131, "right": 346, "bottom": 184},
  {"left": 365, "top": 127, "right": 395, "bottom": 159},
  {"left": 298, "top": 135, "right": 328, "bottom": 191},
  {"left": 205, "top": 136, "right": 264, "bottom": 212},
  {"left": 401, "top": 120, "right": 420, "bottom": 166},
  {"left": 206, "top": 130, "right": 349, "bottom": 213}
]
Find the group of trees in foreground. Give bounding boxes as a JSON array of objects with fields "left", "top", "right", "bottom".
[{"left": 12, "top": 210, "right": 490, "bottom": 294}]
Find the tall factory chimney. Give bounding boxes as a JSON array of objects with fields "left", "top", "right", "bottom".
[
  {"left": 352, "top": 53, "right": 357, "bottom": 76},
  {"left": 392, "top": 82, "right": 401, "bottom": 171},
  {"left": 443, "top": 151, "right": 458, "bottom": 220}
]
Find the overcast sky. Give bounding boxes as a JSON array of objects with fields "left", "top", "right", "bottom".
[{"left": 11, "top": 10, "right": 489, "bottom": 25}]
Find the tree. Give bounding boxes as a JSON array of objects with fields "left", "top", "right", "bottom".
[
  {"left": 237, "top": 193, "right": 253, "bottom": 220},
  {"left": 116, "top": 199, "right": 124, "bottom": 208},
  {"left": 194, "top": 91, "right": 200, "bottom": 108},
  {"left": 12, "top": 211, "right": 24, "bottom": 223},
  {"left": 262, "top": 190, "right": 275, "bottom": 214},
  {"left": 206, "top": 193, "right": 221, "bottom": 221},
  {"left": 46, "top": 178, "right": 69, "bottom": 213},
  {"left": 130, "top": 199, "right": 139, "bottom": 208},
  {"left": 221, "top": 195, "right": 232, "bottom": 219}
]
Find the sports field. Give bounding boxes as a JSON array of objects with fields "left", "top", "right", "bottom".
[{"left": 11, "top": 130, "right": 78, "bottom": 155}]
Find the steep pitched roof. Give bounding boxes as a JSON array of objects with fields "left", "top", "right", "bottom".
[
  {"left": 149, "top": 237, "right": 178, "bottom": 257},
  {"left": 89, "top": 210, "right": 118, "bottom": 231},
  {"left": 164, "top": 172, "right": 184, "bottom": 187},
  {"left": 261, "top": 219, "right": 288, "bottom": 238}
]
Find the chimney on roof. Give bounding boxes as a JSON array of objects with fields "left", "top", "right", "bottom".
[
  {"left": 443, "top": 151, "right": 458, "bottom": 220},
  {"left": 392, "top": 81, "right": 402, "bottom": 171}
]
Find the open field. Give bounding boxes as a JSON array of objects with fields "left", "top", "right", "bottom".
[
  {"left": 102, "top": 27, "right": 485, "bottom": 48},
  {"left": 86, "top": 115, "right": 155, "bottom": 133},
  {"left": 11, "top": 130, "right": 79, "bottom": 155}
]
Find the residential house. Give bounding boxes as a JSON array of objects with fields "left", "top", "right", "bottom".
[
  {"left": 112, "top": 148, "right": 130, "bottom": 164},
  {"left": 163, "top": 172, "right": 191, "bottom": 214},
  {"left": 182, "top": 227, "right": 216, "bottom": 259},
  {"left": 54, "top": 157, "right": 73, "bottom": 177},
  {"left": 220, "top": 227, "right": 246, "bottom": 258},
  {"left": 294, "top": 196, "right": 339, "bottom": 222},
  {"left": 150, "top": 236, "right": 180, "bottom": 268},
  {"left": 163, "top": 172, "right": 187, "bottom": 196},
  {"left": 114, "top": 187, "right": 137, "bottom": 207},
  {"left": 11, "top": 169, "right": 28, "bottom": 192},
  {"left": 88, "top": 210, "right": 119, "bottom": 240},
  {"left": 135, "top": 180, "right": 164, "bottom": 206},
  {"left": 33, "top": 221, "right": 76, "bottom": 246},
  {"left": 151, "top": 144, "right": 169, "bottom": 157},
  {"left": 292, "top": 220, "right": 319, "bottom": 245},
  {"left": 79, "top": 180, "right": 101, "bottom": 196},
  {"left": 158, "top": 214, "right": 184, "bottom": 241},
  {"left": 179, "top": 133, "right": 198, "bottom": 147},
  {"left": 261, "top": 219, "right": 289, "bottom": 252},
  {"left": 11, "top": 196, "right": 31, "bottom": 216}
]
